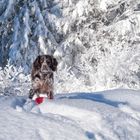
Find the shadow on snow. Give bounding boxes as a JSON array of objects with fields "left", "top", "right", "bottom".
[{"left": 57, "top": 91, "right": 127, "bottom": 108}]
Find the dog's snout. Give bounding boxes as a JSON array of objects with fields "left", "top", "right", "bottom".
[{"left": 42, "top": 64, "right": 47, "bottom": 70}]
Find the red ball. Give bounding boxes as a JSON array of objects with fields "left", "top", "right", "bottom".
[{"left": 35, "top": 97, "right": 44, "bottom": 104}]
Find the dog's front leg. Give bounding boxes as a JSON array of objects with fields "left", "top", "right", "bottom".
[
  {"left": 47, "top": 91, "right": 54, "bottom": 99},
  {"left": 28, "top": 89, "right": 40, "bottom": 99}
]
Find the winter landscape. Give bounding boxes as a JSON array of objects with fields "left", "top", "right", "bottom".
[{"left": 0, "top": 0, "right": 140, "bottom": 140}]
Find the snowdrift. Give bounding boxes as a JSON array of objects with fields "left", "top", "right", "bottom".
[
  {"left": 0, "top": 0, "right": 140, "bottom": 91},
  {"left": 0, "top": 89, "right": 140, "bottom": 140}
]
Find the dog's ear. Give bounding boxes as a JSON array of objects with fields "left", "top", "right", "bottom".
[
  {"left": 51, "top": 56, "right": 58, "bottom": 71},
  {"left": 33, "top": 55, "right": 42, "bottom": 70},
  {"left": 31, "top": 55, "right": 42, "bottom": 81}
]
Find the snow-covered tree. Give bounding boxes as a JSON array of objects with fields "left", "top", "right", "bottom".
[{"left": 0, "top": 0, "right": 140, "bottom": 93}]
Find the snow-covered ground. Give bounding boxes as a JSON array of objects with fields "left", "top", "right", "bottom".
[
  {"left": 0, "top": 89, "right": 140, "bottom": 140},
  {"left": 0, "top": 0, "right": 140, "bottom": 139}
]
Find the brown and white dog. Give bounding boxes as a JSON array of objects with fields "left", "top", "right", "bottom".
[{"left": 29, "top": 55, "right": 58, "bottom": 100}]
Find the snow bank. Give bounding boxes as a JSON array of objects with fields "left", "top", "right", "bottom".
[
  {"left": 0, "top": 97, "right": 88, "bottom": 140},
  {"left": 0, "top": 89, "right": 140, "bottom": 140}
]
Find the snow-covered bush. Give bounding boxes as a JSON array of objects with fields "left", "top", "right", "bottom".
[{"left": 0, "top": 62, "right": 30, "bottom": 96}]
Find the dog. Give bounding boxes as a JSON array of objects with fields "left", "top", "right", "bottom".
[{"left": 29, "top": 55, "right": 58, "bottom": 100}]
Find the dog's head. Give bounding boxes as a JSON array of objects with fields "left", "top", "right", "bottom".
[{"left": 33, "top": 55, "right": 58, "bottom": 73}]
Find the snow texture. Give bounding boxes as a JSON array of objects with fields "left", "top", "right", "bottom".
[{"left": 0, "top": 89, "right": 140, "bottom": 140}]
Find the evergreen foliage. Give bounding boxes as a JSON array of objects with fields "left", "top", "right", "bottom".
[{"left": 0, "top": 0, "right": 140, "bottom": 93}]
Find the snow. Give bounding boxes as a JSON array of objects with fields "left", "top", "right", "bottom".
[
  {"left": 0, "top": 96, "right": 88, "bottom": 140},
  {"left": 3, "top": 0, "right": 14, "bottom": 19},
  {"left": 0, "top": 89, "right": 140, "bottom": 140},
  {"left": 0, "top": 0, "right": 140, "bottom": 139},
  {"left": 99, "top": 0, "right": 119, "bottom": 11}
]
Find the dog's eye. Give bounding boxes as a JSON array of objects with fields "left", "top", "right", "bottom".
[
  {"left": 40, "top": 58, "right": 44, "bottom": 63},
  {"left": 47, "top": 61, "right": 51, "bottom": 65}
]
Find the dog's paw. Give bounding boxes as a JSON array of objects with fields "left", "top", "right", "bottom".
[{"left": 23, "top": 98, "right": 36, "bottom": 112}]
